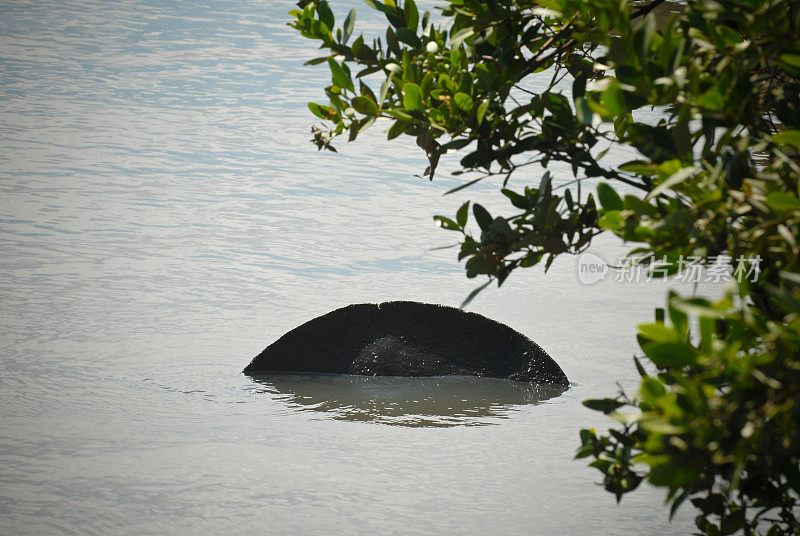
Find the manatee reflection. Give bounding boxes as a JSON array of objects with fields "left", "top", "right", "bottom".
[{"left": 248, "top": 373, "right": 566, "bottom": 427}]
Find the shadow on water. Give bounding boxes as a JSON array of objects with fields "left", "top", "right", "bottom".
[{"left": 246, "top": 373, "right": 567, "bottom": 427}]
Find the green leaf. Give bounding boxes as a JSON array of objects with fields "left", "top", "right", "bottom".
[
  {"left": 387, "top": 109, "right": 413, "bottom": 121},
  {"left": 439, "top": 138, "right": 472, "bottom": 152},
  {"left": 308, "top": 102, "right": 328, "bottom": 120},
  {"left": 351, "top": 95, "right": 380, "bottom": 116},
  {"left": 667, "top": 293, "right": 689, "bottom": 336},
  {"left": 403, "top": 82, "right": 423, "bottom": 110},
  {"left": 582, "top": 398, "right": 625, "bottom": 414},
  {"left": 387, "top": 119, "right": 408, "bottom": 139},
  {"left": 771, "top": 130, "right": 800, "bottom": 150},
  {"left": 640, "top": 418, "right": 686, "bottom": 435},
  {"left": 383, "top": 0, "right": 404, "bottom": 29},
  {"left": 610, "top": 410, "right": 641, "bottom": 425},
  {"left": 386, "top": 26, "right": 400, "bottom": 53},
  {"left": 638, "top": 322, "right": 679, "bottom": 343},
  {"left": 642, "top": 341, "right": 698, "bottom": 368},
  {"left": 404, "top": 0, "right": 418, "bottom": 30},
  {"left": 420, "top": 72, "right": 434, "bottom": 95},
  {"left": 766, "top": 192, "right": 800, "bottom": 211},
  {"left": 699, "top": 316, "right": 714, "bottom": 353},
  {"left": 450, "top": 28, "right": 474, "bottom": 48},
  {"left": 473, "top": 203, "right": 492, "bottom": 231},
  {"left": 669, "top": 490, "right": 690, "bottom": 520},
  {"left": 639, "top": 13, "right": 655, "bottom": 54},
  {"left": 359, "top": 80, "right": 377, "bottom": 103},
  {"left": 328, "top": 59, "right": 352, "bottom": 91},
  {"left": 351, "top": 34, "right": 365, "bottom": 57},
  {"left": 696, "top": 86, "right": 724, "bottom": 111},
  {"left": 674, "top": 107, "right": 691, "bottom": 157},
  {"left": 646, "top": 166, "right": 698, "bottom": 199},
  {"left": 490, "top": 216, "right": 513, "bottom": 236},
  {"left": 396, "top": 27, "right": 420, "bottom": 48},
  {"left": 316, "top": 1, "right": 335, "bottom": 30},
  {"left": 460, "top": 279, "right": 492, "bottom": 309},
  {"left": 624, "top": 195, "right": 657, "bottom": 216},
  {"left": 434, "top": 215, "right": 460, "bottom": 230},
  {"left": 379, "top": 76, "right": 392, "bottom": 104},
  {"left": 610, "top": 429, "right": 636, "bottom": 446},
  {"left": 598, "top": 210, "right": 624, "bottom": 230},
  {"left": 349, "top": 116, "right": 375, "bottom": 140},
  {"left": 720, "top": 511, "right": 745, "bottom": 535},
  {"left": 597, "top": 182, "right": 624, "bottom": 211},
  {"left": 538, "top": 171, "right": 552, "bottom": 200},
  {"left": 779, "top": 53, "right": 800, "bottom": 67},
  {"left": 671, "top": 299, "right": 725, "bottom": 318},
  {"left": 454, "top": 92, "right": 473, "bottom": 112},
  {"left": 633, "top": 355, "right": 649, "bottom": 378},
  {"left": 640, "top": 376, "right": 667, "bottom": 399},
  {"left": 476, "top": 100, "right": 489, "bottom": 125},
  {"left": 601, "top": 81, "right": 625, "bottom": 117},
  {"left": 778, "top": 53, "right": 800, "bottom": 73},
  {"left": 304, "top": 56, "right": 332, "bottom": 66},
  {"left": 501, "top": 188, "right": 529, "bottom": 209},
  {"left": 575, "top": 96, "right": 593, "bottom": 124},
  {"left": 356, "top": 65, "right": 382, "bottom": 78},
  {"left": 343, "top": 9, "right": 356, "bottom": 43},
  {"left": 619, "top": 161, "right": 658, "bottom": 176},
  {"left": 456, "top": 201, "right": 469, "bottom": 227},
  {"left": 362, "top": 0, "right": 386, "bottom": 12},
  {"left": 572, "top": 73, "right": 586, "bottom": 99}
]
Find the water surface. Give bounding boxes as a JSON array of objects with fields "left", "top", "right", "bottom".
[{"left": 1, "top": 1, "right": 707, "bottom": 534}]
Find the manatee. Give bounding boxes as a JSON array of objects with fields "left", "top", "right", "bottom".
[{"left": 243, "top": 301, "right": 569, "bottom": 387}]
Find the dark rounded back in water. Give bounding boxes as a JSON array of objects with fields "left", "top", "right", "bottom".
[{"left": 243, "top": 301, "right": 569, "bottom": 387}]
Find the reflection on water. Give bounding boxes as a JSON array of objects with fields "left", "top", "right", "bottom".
[{"left": 247, "top": 373, "right": 566, "bottom": 427}]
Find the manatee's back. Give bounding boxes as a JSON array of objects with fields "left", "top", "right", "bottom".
[
  {"left": 243, "top": 303, "right": 378, "bottom": 374},
  {"left": 243, "top": 301, "right": 568, "bottom": 386}
]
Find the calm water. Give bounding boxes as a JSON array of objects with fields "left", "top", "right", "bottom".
[{"left": 1, "top": 1, "right": 705, "bottom": 534}]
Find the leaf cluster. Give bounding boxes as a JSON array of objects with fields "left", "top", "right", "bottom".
[{"left": 291, "top": 0, "right": 800, "bottom": 532}]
